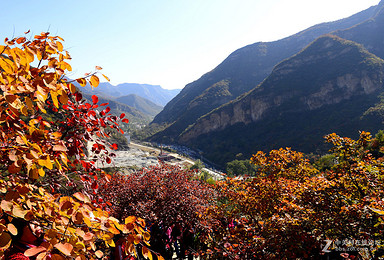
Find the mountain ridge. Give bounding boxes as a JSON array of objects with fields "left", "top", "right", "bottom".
[
  {"left": 148, "top": 3, "right": 380, "bottom": 142},
  {"left": 179, "top": 35, "right": 384, "bottom": 166},
  {"left": 115, "top": 94, "right": 163, "bottom": 117}
]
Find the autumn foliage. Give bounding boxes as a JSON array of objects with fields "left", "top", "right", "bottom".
[
  {"left": 0, "top": 32, "right": 149, "bottom": 259},
  {"left": 201, "top": 132, "right": 384, "bottom": 259},
  {"left": 96, "top": 163, "right": 214, "bottom": 259},
  {"left": 2, "top": 31, "right": 384, "bottom": 260}
]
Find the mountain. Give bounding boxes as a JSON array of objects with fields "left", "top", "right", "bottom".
[
  {"left": 115, "top": 94, "right": 163, "bottom": 117},
  {"left": 180, "top": 35, "right": 384, "bottom": 166},
  {"left": 334, "top": 1, "right": 384, "bottom": 59},
  {"left": 82, "top": 93, "right": 152, "bottom": 125},
  {"left": 81, "top": 82, "right": 180, "bottom": 106},
  {"left": 148, "top": 3, "right": 379, "bottom": 142}
]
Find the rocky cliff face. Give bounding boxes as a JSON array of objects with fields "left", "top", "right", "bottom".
[
  {"left": 148, "top": 4, "right": 378, "bottom": 142},
  {"left": 179, "top": 36, "right": 384, "bottom": 164}
]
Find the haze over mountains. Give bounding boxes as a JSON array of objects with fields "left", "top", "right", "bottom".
[
  {"left": 145, "top": 1, "right": 384, "bottom": 167},
  {"left": 80, "top": 82, "right": 180, "bottom": 127},
  {"left": 82, "top": 82, "right": 180, "bottom": 107}
]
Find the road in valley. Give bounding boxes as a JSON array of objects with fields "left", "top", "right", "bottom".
[{"left": 129, "top": 142, "right": 225, "bottom": 180}]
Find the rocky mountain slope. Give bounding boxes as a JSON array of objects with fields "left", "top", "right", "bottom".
[
  {"left": 178, "top": 35, "right": 384, "bottom": 166},
  {"left": 148, "top": 3, "right": 379, "bottom": 142}
]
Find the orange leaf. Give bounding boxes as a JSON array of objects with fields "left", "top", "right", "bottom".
[
  {"left": 7, "top": 223, "right": 17, "bottom": 236},
  {"left": 73, "top": 192, "right": 91, "bottom": 203},
  {"left": 24, "top": 246, "right": 47, "bottom": 257},
  {"left": 54, "top": 242, "right": 73, "bottom": 256},
  {"left": 95, "top": 66, "right": 102, "bottom": 70},
  {"left": 142, "top": 246, "right": 152, "bottom": 259},
  {"left": 59, "top": 91, "right": 68, "bottom": 104},
  {"left": 53, "top": 144, "right": 68, "bottom": 152},
  {"left": 125, "top": 216, "right": 136, "bottom": 224},
  {"left": 56, "top": 41, "right": 63, "bottom": 52},
  {"left": 1, "top": 200, "right": 13, "bottom": 212}
]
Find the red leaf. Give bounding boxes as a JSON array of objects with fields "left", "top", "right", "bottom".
[
  {"left": 120, "top": 113, "right": 125, "bottom": 119},
  {"left": 122, "top": 118, "right": 129, "bottom": 123},
  {"left": 91, "top": 181, "right": 99, "bottom": 190},
  {"left": 75, "top": 92, "right": 83, "bottom": 102},
  {"left": 92, "top": 95, "right": 99, "bottom": 104}
]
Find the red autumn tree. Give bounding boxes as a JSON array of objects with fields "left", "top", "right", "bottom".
[{"left": 96, "top": 163, "right": 215, "bottom": 259}]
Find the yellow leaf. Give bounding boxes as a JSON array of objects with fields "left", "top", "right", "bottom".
[
  {"left": 12, "top": 205, "right": 27, "bottom": 218},
  {"left": 90, "top": 75, "right": 99, "bottom": 88},
  {"left": 36, "top": 101, "right": 47, "bottom": 113},
  {"left": 51, "top": 90, "right": 59, "bottom": 108},
  {"left": 21, "top": 105, "right": 28, "bottom": 116},
  {"left": 102, "top": 73, "right": 110, "bottom": 82},
  {"left": 68, "top": 83, "right": 76, "bottom": 93},
  {"left": 95, "top": 250, "right": 103, "bottom": 258},
  {"left": 24, "top": 47, "right": 35, "bottom": 63},
  {"left": 39, "top": 187, "right": 45, "bottom": 196},
  {"left": 0, "top": 58, "right": 13, "bottom": 74},
  {"left": 38, "top": 156, "right": 53, "bottom": 170},
  {"left": 38, "top": 168, "right": 45, "bottom": 177},
  {"left": 76, "top": 78, "right": 87, "bottom": 87},
  {"left": 369, "top": 207, "right": 384, "bottom": 215},
  {"left": 125, "top": 216, "right": 136, "bottom": 224}
]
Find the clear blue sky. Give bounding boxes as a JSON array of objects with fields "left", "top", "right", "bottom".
[{"left": 0, "top": 0, "right": 380, "bottom": 89}]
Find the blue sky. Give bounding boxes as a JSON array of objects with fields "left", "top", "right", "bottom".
[{"left": 0, "top": 0, "right": 380, "bottom": 89}]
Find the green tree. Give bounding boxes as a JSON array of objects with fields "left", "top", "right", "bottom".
[
  {"left": 226, "top": 159, "right": 256, "bottom": 176},
  {"left": 190, "top": 159, "right": 204, "bottom": 171}
]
